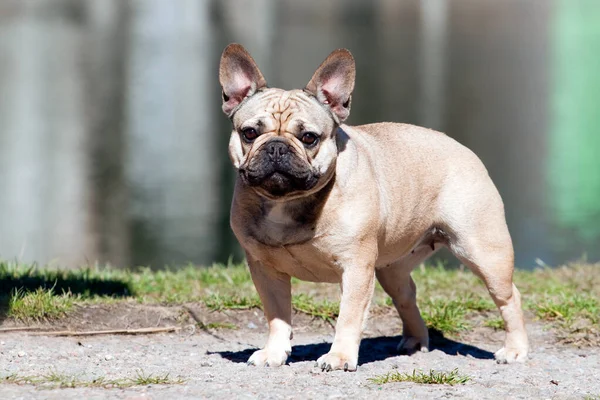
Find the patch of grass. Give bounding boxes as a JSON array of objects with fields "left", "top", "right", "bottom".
[
  {"left": 422, "top": 299, "right": 469, "bottom": 334},
  {"left": 369, "top": 368, "right": 471, "bottom": 385},
  {"left": 411, "top": 262, "right": 600, "bottom": 344},
  {"left": 520, "top": 264, "right": 600, "bottom": 344},
  {"left": 132, "top": 370, "right": 184, "bottom": 385},
  {"left": 199, "top": 322, "right": 238, "bottom": 330},
  {"left": 200, "top": 292, "right": 341, "bottom": 323},
  {"left": 412, "top": 263, "right": 485, "bottom": 299},
  {"left": 292, "top": 294, "right": 339, "bottom": 323},
  {"left": 202, "top": 293, "right": 261, "bottom": 311},
  {"left": 130, "top": 261, "right": 253, "bottom": 303},
  {"left": 2, "top": 259, "right": 599, "bottom": 346},
  {"left": 0, "top": 259, "right": 254, "bottom": 305},
  {"left": 483, "top": 316, "right": 505, "bottom": 330},
  {"left": 3, "top": 369, "right": 185, "bottom": 389},
  {"left": 462, "top": 295, "right": 495, "bottom": 312},
  {"left": 40, "top": 370, "right": 79, "bottom": 388},
  {"left": 531, "top": 293, "right": 598, "bottom": 324},
  {"left": 0, "top": 261, "right": 133, "bottom": 299},
  {"left": 529, "top": 292, "right": 599, "bottom": 344},
  {"left": 8, "top": 287, "right": 74, "bottom": 321}
]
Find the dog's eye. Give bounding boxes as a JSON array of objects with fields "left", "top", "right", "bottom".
[
  {"left": 301, "top": 132, "right": 319, "bottom": 147},
  {"left": 241, "top": 128, "right": 258, "bottom": 143}
]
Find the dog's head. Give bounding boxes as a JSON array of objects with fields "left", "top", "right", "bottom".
[{"left": 219, "top": 44, "right": 355, "bottom": 200}]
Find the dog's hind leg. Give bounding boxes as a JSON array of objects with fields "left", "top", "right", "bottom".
[
  {"left": 376, "top": 249, "right": 433, "bottom": 354},
  {"left": 449, "top": 230, "right": 529, "bottom": 363}
]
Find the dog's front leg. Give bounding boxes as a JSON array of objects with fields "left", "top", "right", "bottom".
[
  {"left": 246, "top": 255, "right": 292, "bottom": 367},
  {"left": 316, "top": 261, "right": 375, "bottom": 372}
]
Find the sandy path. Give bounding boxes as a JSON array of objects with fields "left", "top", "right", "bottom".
[{"left": 1, "top": 312, "right": 599, "bottom": 399}]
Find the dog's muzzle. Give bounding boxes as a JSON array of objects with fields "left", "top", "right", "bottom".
[{"left": 240, "top": 139, "right": 319, "bottom": 197}]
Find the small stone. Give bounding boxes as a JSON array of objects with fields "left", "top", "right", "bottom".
[
  {"left": 200, "top": 361, "right": 213, "bottom": 367},
  {"left": 247, "top": 322, "right": 257, "bottom": 329},
  {"left": 17, "top": 351, "right": 26, "bottom": 357},
  {"left": 104, "top": 354, "right": 114, "bottom": 361}
]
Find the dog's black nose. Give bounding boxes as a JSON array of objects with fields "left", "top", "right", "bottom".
[{"left": 266, "top": 141, "right": 289, "bottom": 161}]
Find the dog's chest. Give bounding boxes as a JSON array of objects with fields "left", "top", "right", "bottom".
[
  {"left": 249, "top": 240, "right": 342, "bottom": 283},
  {"left": 243, "top": 204, "right": 342, "bottom": 282},
  {"left": 249, "top": 203, "right": 316, "bottom": 246}
]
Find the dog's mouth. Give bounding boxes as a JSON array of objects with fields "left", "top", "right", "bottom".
[{"left": 240, "top": 166, "right": 319, "bottom": 198}]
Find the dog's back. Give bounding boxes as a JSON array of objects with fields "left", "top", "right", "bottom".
[{"left": 340, "top": 122, "right": 508, "bottom": 266}]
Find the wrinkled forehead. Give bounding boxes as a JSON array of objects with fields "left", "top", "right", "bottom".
[{"left": 232, "top": 89, "right": 335, "bottom": 134}]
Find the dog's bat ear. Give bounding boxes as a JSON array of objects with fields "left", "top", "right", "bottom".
[
  {"left": 305, "top": 49, "right": 355, "bottom": 123},
  {"left": 219, "top": 44, "right": 267, "bottom": 116}
]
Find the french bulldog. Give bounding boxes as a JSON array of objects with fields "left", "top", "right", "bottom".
[{"left": 219, "top": 43, "right": 528, "bottom": 371}]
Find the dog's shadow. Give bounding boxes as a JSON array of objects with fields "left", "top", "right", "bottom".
[{"left": 214, "top": 329, "right": 494, "bottom": 365}]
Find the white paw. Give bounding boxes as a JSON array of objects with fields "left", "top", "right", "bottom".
[
  {"left": 315, "top": 352, "right": 357, "bottom": 372},
  {"left": 398, "top": 335, "right": 429, "bottom": 354},
  {"left": 494, "top": 346, "right": 528, "bottom": 364},
  {"left": 247, "top": 347, "right": 290, "bottom": 367}
]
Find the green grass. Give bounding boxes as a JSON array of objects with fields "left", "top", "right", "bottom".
[
  {"left": 292, "top": 294, "right": 339, "bottom": 323},
  {"left": 408, "top": 262, "right": 600, "bottom": 341},
  {"left": 202, "top": 293, "right": 261, "bottom": 311},
  {"left": 8, "top": 287, "right": 74, "bottom": 321},
  {"left": 461, "top": 294, "right": 496, "bottom": 312},
  {"left": 422, "top": 299, "right": 469, "bottom": 334},
  {"left": 199, "top": 322, "right": 238, "bottom": 330},
  {"left": 483, "top": 316, "right": 505, "bottom": 330},
  {"left": 516, "top": 264, "right": 600, "bottom": 344},
  {"left": 1, "top": 259, "right": 599, "bottom": 344},
  {"left": 132, "top": 370, "right": 184, "bottom": 386},
  {"left": 199, "top": 292, "right": 340, "bottom": 322},
  {"left": 3, "top": 369, "right": 185, "bottom": 389},
  {"left": 531, "top": 293, "right": 598, "bottom": 324},
  {"left": 369, "top": 368, "right": 471, "bottom": 385}
]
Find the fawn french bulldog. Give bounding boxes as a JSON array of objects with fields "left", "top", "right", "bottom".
[{"left": 219, "top": 44, "right": 528, "bottom": 371}]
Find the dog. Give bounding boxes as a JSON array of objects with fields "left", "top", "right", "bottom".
[{"left": 219, "top": 43, "right": 528, "bottom": 371}]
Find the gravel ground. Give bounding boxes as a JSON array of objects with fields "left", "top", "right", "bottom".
[{"left": 1, "top": 309, "right": 599, "bottom": 400}]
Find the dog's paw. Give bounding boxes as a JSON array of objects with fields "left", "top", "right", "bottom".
[
  {"left": 494, "top": 346, "right": 528, "bottom": 364},
  {"left": 397, "top": 335, "right": 429, "bottom": 355},
  {"left": 247, "top": 347, "right": 290, "bottom": 367},
  {"left": 314, "top": 352, "right": 357, "bottom": 372}
]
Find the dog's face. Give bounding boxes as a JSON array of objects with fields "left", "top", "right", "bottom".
[{"left": 219, "top": 44, "right": 355, "bottom": 200}]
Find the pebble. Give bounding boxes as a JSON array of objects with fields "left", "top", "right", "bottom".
[
  {"left": 200, "top": 361, "right": 214, "bottom": 367},
  {"left": 104, "top": 354, "right": 114, "bottom": 361},
  {"left": 17, "top": 351, "right": 26, "bottom": 357},
  {"left": 247, "top": 322, "right": 257, "bottom": 329}
]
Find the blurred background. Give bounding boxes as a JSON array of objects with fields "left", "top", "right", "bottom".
[{"left": 0, "top": 0, "right": 599, "bottom": 269}]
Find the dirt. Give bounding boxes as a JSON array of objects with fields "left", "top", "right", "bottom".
[{"left": 1, "top": 304, "right": 599, "bottom": 399}]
